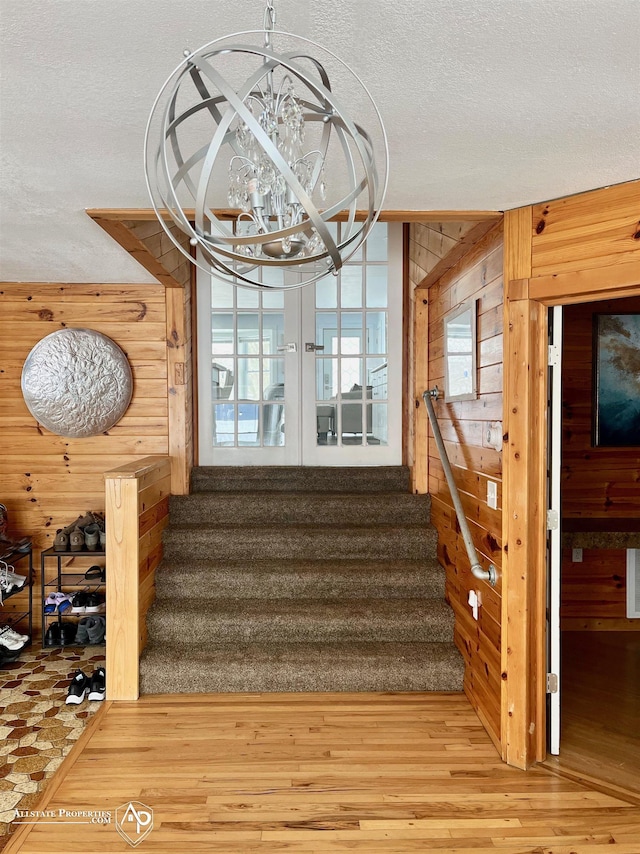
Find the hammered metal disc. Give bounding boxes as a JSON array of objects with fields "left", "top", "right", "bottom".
[{"left": 21, "top": 329, "right": 133, "bottom": 438}]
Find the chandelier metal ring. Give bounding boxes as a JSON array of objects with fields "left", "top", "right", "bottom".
[{"left": 144, "top": 25, "right": 388, "bottom": 289}]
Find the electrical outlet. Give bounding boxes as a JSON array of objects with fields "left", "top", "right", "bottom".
[
  {"left": 572, "top": 548, "right": 583, "bottom": 563},
  {"left": 487, "top": 480, "right": 498, "bottom": 510}
]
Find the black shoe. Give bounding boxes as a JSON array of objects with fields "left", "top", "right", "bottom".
[
  {"left": 88, "top": 667, "right": 106, "bottom": 701},
  {"left": 60, "top": 621, "right": 78, "bottom": 646},
  {"left": 65, "top": 669, "right": 88, "bottom": 704},
  {"left": 0, "top": 644, "right": 21, "bottom": 665},
  {"left": 44, "top": 622, "right": 61, "bottom": 647}
]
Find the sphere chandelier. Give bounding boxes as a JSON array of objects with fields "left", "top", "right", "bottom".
[{"left": 144, "top": 0, "right": 388, "bottom": 289}]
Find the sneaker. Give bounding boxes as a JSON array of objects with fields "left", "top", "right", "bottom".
[
  {"left": 69, "top": 528, "right": 85, "bottom": 552},
  {"left": 6, "top": 569, "right": 26, "bottom": 588},
  {"left": 88, "top": 667, "right": 106, "bottom": 701},
  {"left": 65, "top": 670, "right": 88, "bottom": 704},
  {"left": 71, "top": 590, "right": 89, "bottom": 614},
  {"left": 83, "top": 523, "right": 100, "bottom": 551},
  {"left": 0, "top": 625, "right": 28, "bottom": 650},
  {"left": 85, "top": 591, "right": 104, "bottom": 614}
]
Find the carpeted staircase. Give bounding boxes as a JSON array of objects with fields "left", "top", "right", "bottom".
[{"left": 140, "top": 466, "right": 464, "bottom": 693}]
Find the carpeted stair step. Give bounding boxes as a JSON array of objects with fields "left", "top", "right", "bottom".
[
  {"left": 191, "top": 465, "right": 411, "bottom": 494},
  {"left": 145, "top": 598, "right": 454, "bottom": 645},
  {"left": 163, "top": 523, "right": 436, "bottom": 561},
  {"left": 169, "top": 491, "right": 430, "bottom": 526},
  {"left": 154, "top": 558, "right": 446, "bottom": 601},
  {"left": 141, "top": 465, "right": 464, "bottom": 695},
  {"left": 140, "top": 642, "right": 464, "bottom": 694}
]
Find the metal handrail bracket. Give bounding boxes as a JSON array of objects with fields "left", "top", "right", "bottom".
[{"left": 423, "top": 387, "right": 498, "bottom": 587}]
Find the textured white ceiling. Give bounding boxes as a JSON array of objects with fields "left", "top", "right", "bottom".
[{"left": 1, "top": 0, "right": 639, "bottom": 283}]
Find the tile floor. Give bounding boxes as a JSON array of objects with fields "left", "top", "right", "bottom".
[{"left": 0, "top": 646, "right": 105, "bottom": 844}]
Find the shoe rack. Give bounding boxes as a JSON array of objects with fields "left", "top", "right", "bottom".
[
  {"left": 41, "top": 547, "right": 106, "bottom": 649},
  {"left": 0, "top": 544, "right": 33, "bottom": 652}
]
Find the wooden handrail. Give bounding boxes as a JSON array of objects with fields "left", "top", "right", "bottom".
[{"left": 105, "top": 456, "right": 171, "bottom": 701}]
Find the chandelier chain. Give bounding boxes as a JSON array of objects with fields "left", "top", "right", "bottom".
[{"left": 264, "top": 0, "right": 276, "bottom": 47}]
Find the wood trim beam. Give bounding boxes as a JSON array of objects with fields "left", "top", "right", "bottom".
[
  {"left": 87, "top": 208, "right": 502, "bottom": 224},
  {"left": 530, "top": 259, "right": 640, "bottom": 305},
  {"left": 502, "top": 206, "right": 548, "bottom": 771},
  {"left": 166, "top": 287, "right": 191, "bottom": 495}
]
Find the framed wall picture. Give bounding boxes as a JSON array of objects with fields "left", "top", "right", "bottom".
[
  {"left": 443, "top": 300, "right": 477, "bottom": 403},
  {"left": 593, "top": 313, "right": 640, "bottom": 446}
]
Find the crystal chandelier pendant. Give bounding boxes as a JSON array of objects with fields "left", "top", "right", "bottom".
[{"left": 144, "top": 1, "right": 388, "bottom": 289}]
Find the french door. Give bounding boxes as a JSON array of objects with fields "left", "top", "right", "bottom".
[{"left": 197, "top": 223, "right": 402, "bottom": 465}]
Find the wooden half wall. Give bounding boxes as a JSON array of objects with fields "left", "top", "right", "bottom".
[{"left": 105, "top": 456, "right": 170, "bottom": 700}]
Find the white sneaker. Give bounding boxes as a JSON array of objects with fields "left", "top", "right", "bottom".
[
  {"left": 6, "top": 570, "right": 26, "bottom": 588},
  {"left": 0, "top": 626, "right": 27, "bottom": 650},
  {"left": 1, "top": 625, "right": 29, "bottom": 643}
]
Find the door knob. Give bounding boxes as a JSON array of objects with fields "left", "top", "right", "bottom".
[{"left": 305, "top": 343, "right": 325, "bottom": 352}]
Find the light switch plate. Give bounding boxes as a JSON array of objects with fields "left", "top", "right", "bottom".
[{"left": 487, "top": 480, "right": 498, "bottom": 510}]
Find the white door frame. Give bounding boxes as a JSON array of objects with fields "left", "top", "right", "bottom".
[{"left": 548, "top": 304, "right": 563, "bottom": 755}]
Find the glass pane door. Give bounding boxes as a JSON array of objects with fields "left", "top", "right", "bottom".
[
  {"left": 301, "top": 222, "right": 402, "bottom": 465},
  {"left": 198, "top": 266, "right": 301, "bottom": 465}
]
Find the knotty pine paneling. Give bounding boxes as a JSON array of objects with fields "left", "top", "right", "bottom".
[
  {"left": 561, "top": 548, "right": 632, "bottom": 628},
  {"left": 426, "top": 223, "right": 504, "bottom": 747},
  {"left": 531, "top": 180, "right": 640, "bottom": 277},
  {"left": 0, "top": 283, "right": 169, "bottom": 641},
  {"left": 407, "top": 220, "right": 498, "bottom": 475}
]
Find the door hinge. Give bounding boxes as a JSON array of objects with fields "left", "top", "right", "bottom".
[
  {"left": 547, "top": 673, "right": 558, "bottom": 694},
  {"left": 548, "top": 343, "right": 560, "bottom": 368},
  {"left": 547, "top": 509, "right": 559, "bottom": 530}
]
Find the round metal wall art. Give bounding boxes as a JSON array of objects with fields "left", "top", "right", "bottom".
[{"left": 21, "top": 329, "right": 133, "bottom": 438}]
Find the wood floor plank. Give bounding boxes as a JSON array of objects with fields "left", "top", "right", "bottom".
[{"left": 10, "top": 691, "right": 640, "bottom": 853}]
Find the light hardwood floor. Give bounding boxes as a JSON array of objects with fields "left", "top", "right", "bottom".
[
  {"left": 8, "top": 692, "right": 640, "bottom": 853},
  {"left": 543, "top": 631, "right": 640, "bottom": 794}
]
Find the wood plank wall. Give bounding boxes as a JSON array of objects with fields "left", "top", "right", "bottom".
[
  {"left": 90, "top": 213, "right": 195, "bottom": 492},
  {"left": 126, "top": 219, "right": 194, "bottom": 493},
  {"left": 0, "top": 283, "right": 169, "bottom": 641},
  {"left": 422, "top": 223, "right": 505, "bottom": 748},
  {"left": 406, "top": 221, "right": 497, "bottom": 477},
  {"left": 561, "top": 548, "right": 630, "bottom": 629}
]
